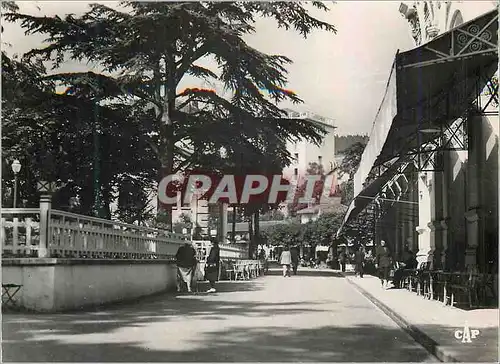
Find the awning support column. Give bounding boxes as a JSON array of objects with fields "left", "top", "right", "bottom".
[
  {"left": 407, "top": 177, "right": 417, "bottom": 253},
  {"left": 416, "top": 171, "right": 434, "bottom": 266},
  {"left": 427, "top": 166, "right": 446, "bottom": 269},
  {"left": 440, "top": 150, "right": 450, "bottom": 270},
  {"left": 464, "top": 112, "right": 483, "bottom": 272}
]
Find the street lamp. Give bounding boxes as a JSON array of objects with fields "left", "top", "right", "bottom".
[{"left": 11, "top": 159, "right": 21, "bottom": 208}]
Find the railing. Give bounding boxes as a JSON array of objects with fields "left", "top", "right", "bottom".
[
  {"left": 1, "top": 207, "right": 189, "bottom": 259},
  {"left": 1, "top": 208, "right": 41, "bottom": 257},
  {"left": 48, "top": 210, "right": 188, "bottom": 259},
  {"left": 192, "top": 240, "right": 248, "bottom": 260}
]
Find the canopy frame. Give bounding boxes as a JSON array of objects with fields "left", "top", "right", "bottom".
[
  {"left": 337, "top": 9, "right": 498, "bottom": 236},
  {"left": 400, "top": 12, "right": 498, "bottom": 69}
]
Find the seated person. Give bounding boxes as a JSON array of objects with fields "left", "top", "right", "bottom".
[{"left": 393, "top": 248, "right": 418, "bottom": 289}]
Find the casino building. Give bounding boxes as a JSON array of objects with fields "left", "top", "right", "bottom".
[{"left": 337, "top": 1, "right": 498, "bottom": 304}]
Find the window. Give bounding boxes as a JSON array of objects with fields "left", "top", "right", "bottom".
[
  {"left": 318, "top": 156, "right": 322, "bottom": 164},
  {"left": 294, "top": 153, "right": 299, "bottom": 162},
  {"left": 294, "top": 168, "right": 298, "bottom": 176}
]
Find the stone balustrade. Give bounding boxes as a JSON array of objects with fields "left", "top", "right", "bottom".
[
  {"left": 1, "top": 209, "right": 248, "bottom": 260},
  {"left": 1, "top": 208, "right": 189, "bottom": 259}
]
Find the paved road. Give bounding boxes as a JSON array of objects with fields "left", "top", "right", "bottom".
[{"left": 2, "top": 269, "right": 436, "bottom": 362}]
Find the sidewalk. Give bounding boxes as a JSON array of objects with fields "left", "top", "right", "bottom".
[{"left": 343, "top": 273, "right": 498, "bottom": 362}]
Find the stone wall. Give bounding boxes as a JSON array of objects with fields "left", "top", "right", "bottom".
[{"left": 2, "top": 259, "right": 177, "bottom": 312}]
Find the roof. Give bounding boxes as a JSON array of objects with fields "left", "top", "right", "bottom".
[
  {"left": 296, "top": 203, "right": 348, "bottom": 215},
  {"left": 227, "top": 220, "right": 289, "bottom": 233},
  {"left": 355, "top": 9, "right": 498, "bottom": 196},
  {"left": 283, "top": 108, "right": 336, "bottom": 129}
]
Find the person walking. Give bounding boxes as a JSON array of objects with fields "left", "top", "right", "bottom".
[
  {"left": 290, "top": 245, "right": 300, "bottom": 275},
  {"left": 205, "top": 239, "right": 220, "bottom": 293},
  {"left": 175, "top": 242, "right": 198, "bottom": 293},
  {"left": 280, "top": 245, "right": 292, "bottom": 277},
  {"left": 376, "top": 240, "right": 392, "bottom": 289},
  {"left": 338, "top": 249, "right": 347, "bottom": 272},
  {"left": 354, "top": 246, "right": 365, "bottom": 278}
]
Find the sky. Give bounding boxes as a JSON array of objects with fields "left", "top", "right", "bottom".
[{"left": 1, "top": 1, "right": 416, "bottom": 136}]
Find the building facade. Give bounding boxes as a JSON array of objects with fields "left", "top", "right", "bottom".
[
  {"left": 396, "top": 1, "right": 498, "bottom": 273},
  {"left": 282, "top": 109, "right": 337, "bottom": 180},
  {"left": 339, "top": 1, "right": 498, "bottom": 296}
]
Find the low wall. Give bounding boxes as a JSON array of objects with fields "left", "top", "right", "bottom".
[{"left": 2, "top": 258, "right": 177, "bottom": 312}]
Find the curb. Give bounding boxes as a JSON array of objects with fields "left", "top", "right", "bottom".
[{"left": 343, "top": 275, "right": 459, "bottom": 363}]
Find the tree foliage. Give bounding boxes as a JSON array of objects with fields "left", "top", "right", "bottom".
[
  {"left": 335, "top": 141, "right": 366, "bottom": 205},
  {"left": 343, "top": 209, "right": 375, "bottom": 246},
  {"left": 336, "top": 141, "right": 366, "bottom": 180},
  {"left": 334, "top": 134, "right": 369, "bottom": 155},
  {"left": 302, "top": 211, "right": 345, "bottom": 247},
  {"left": 172, "top": 213, "right": 192, "bottom": 234},
  {"left": 261, "top": 210, "right": 345, "bottom": 248},
  {"left": 5, "top": 1, "right": 336, "bottom": 226},
  {"left": 1, "top": 53, "right": 159, "bottom": 217},
  {"left": 335, "top": 140, "right": 374, "bottom": 244},
  {"left": 287, "top": 162, "right": 330, "bottom": 216},
  {"left": 261, "top": 222, "right": 302, "bottom": 247}
]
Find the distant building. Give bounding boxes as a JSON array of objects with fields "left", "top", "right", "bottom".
[
  {"left": 282, "top": 109, "right": 337, "bottom": 180},
  {"left": 296, "top": 197, "right": 347, "bottom": 224},
  {"left": 338, "top": 3, "right": 498, "bottom": 283}
]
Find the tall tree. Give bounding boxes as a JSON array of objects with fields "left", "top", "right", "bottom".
[
  {"left": 6, "top": 1, "right": 336, "bottom": 228},
  {"left": 335, "top": 140, "right": 374, "bottom": 244},
  {"left": 336, "top": 141, "right": 366, "bottom": 180},
  {"left": 288, "top": 161, "right": 330, "bottom": 216},
  {"left": 336, "top": 141, "right": 366, "bottom": 204}
]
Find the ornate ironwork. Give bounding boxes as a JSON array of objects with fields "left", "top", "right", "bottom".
[{"left": 401, "top": 10, "right": 498, "bottom": 69}]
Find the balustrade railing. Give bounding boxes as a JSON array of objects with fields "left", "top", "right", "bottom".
[
  {"left": 2, "top": 207, "right": 249, "bottom": 260},
  {"left": 48, "top": 210, "right": 188, "bottom": 259},
  {"left": 1, "top": 208, "right": 41, "bottom": 257},
  {"left": 1, "top": 207, "right": 189, "bottom": 259}
]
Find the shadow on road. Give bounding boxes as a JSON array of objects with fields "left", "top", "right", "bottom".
[
  {"left": 3, "top": 276, "right": 496, "bottom": 362},
  {"left": 3, "top": 316, "right": 468, "bottom": 362},
  {"left": 265, "top": 269, "right": 344, "bottom": 278}
]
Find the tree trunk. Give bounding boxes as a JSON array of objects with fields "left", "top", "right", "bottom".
[
  {"left": 157, "top": 164, "right": 174, "bottom": 230},
  {"left": 92, "top": 99, "right": 102, "bottom": 218},
  {"left": 155, "top": 59, "right": 176, "bottom": 231},
  {"left": 248, "top": 215, "right": 253, "bottom": 258},
  {"left": 231, "top": 206, "right": 236, "bottom": 242},
  {"left": 253, "top": 210, "right": 260, "bottom": 259},
  {"left": 101, "top": 185, "right": 112, "bottom": 220}
]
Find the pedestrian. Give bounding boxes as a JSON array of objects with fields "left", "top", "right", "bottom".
[
  {"left": 338, "top": 249, "right": 347, "bottom": 272},
  {"left": 175, "top": 241, "right": 198, "bottom": 293},
  {"left": 205, "top": 239, "right": 220, "bottom": 293},
  {"left": 376, "top": 240, "right": 393, "bottom": 289},
  {"left": 393, "top": 246, "right": 417, "bottom": 288},
  {"left": 290, "top": 245, "right": 300, "bottom": 275},
  {"left": 258, "top": 248, "right": 266, "bottom": 260},
  {"left": 354, "top": 246, "right": 365, "bottom": 278},
  {"left": 279, "top": 245, "right": 292, "bottom": 277}
]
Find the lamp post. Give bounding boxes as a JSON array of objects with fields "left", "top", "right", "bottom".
[{"left": 11, "top": 159, "right": 21, "bottom": 208}]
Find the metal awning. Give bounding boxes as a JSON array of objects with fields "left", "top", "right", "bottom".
[
  {"left": 338, "top": 9, "right": 498, "bottom": 235},
  {"left": 340, "top": 155, "right": 406, "bottom": 231}
]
